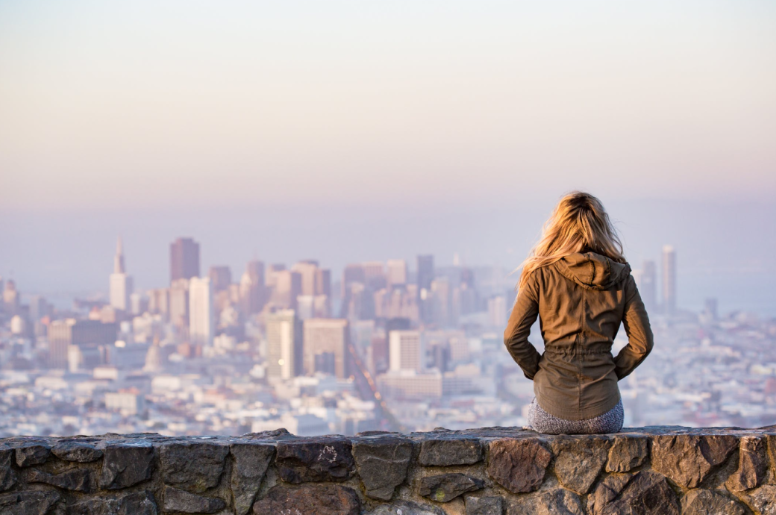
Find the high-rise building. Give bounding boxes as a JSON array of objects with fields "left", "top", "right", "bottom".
[
  {"left": 266, "top": 310, "right": 303, "bottom": 380},
  {"left": 109, "top": 237, "right": 134, "bottom": 312},
  {"left": 662, "top": 245, "right": 677, "bottom": 315},
  {"left": 208, "top": 266, "right": 232, "bottom": 293},
  {"left": 240, "top": 260, "right": 266, "bottom": 315},
  {"left": 189, "top": 277, "right": 213, "bottom": 347},
  {"left": 640, "top": 260, "right": 657, "bottom": 313},
  {"left": 2, "top": 279, "right": 19, "bottom": 315},
  {"left": 292, "top": 260, "right": 320, "bottom": 296},
  {"left": 303, "top": 318, "right": 349, "bottom": 378},
  {"left": 363, "top": 261, "right": 387, "bottom": 290},
  {"left": 417, "top": 255, "right": 435, "bottom": 323},
  {"left": 47, "top": 319, "right": 117, "bottom": 369},
  {"left": 430, "top": 277, "right": 452, "bottom": 327},
  {"left": 169, "top": 279, "right": 190, "bottom": 329},
  {"left": 170, "top": 237, "right": 200, "bottom": 284},
  {"left": 389, "top": 330, "right": 424, "bottom": 373},
  {"left": 487, "top": 296, "right": 507, "bottom": 328},
  {"left": 386, "top": 260, "right": 408, "bottom": 287},
  {"left": 272, "top": 270, "right": 302, "bottom": 309},
  {"left": 265, "top": 264, "right": 286, "bottom": 288}
]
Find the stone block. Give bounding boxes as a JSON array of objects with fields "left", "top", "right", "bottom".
[
  {"left": 353, "top": 436, "right": 413, "bottom": 500},
  {"left": 681, "top": 489, "right": 746, "bottom": 515},
  {"left": 163, "top": 486, "right": 225, "bottom": 514},
  {"left": 740, "top": 484, "right": 776, "bottom": 515},
  {"left": 418, "top": 472, "right": 484, "bottom": 502},
  {"left": 276, "top": 437, "right": 354, "bottom": 483},
  {"left": 727, "top": 435, "right": 768, "bottom": 492},
  {"left": 99, "top": 441, "right": 155, "bottom": 490},
  {"left": 67, "top": 491, "right": 157, "bottom": 515},
  {"left": 365, "top": 500, "right": 446, "bottom": 515},
  {"left": 14, "top": 442, "right": 51, "bottom": 467},
  {"left": 466, "top": 495, "right": 504, "bottom": 515},
  {"left": 52, "top": 440, "right": 104, "bottom": 463},
  {"left": 651, "top": 434, "right": 737, "bottom": 488},
  {"left": 486, "top": 438, "right": 551, "bottom": 493},
  {"left": 588, "top": 471, "right": 679, "bottom": 515},
  {"left": 229, "top": 442, "right": 275, "bottom": 515},
  {"left": 252, "top": 484, "right": 360, "bottom": 515},
  {"left": 26, "top": 467, "right": 96, "bottom": 492},
  {"left": 507, "top": 488, "right": 584, "bottom": 515},
  {"left": 551, "top": 435, "right": 610, "bottom": 494},
  {"left": 0, "top": 490, "right": 61, "bottom": 515},
  {"left": 159, "top": 440, "right": 229, "bottom": 493},
  {"left": 606, "top": 436, "right": 648, "bottom": 472},
  {"left": 419, "top": 437, "right": 482, "bottom": 466},
  {"left": 0, "top": 445, "right": 16, "bottom": 492}
]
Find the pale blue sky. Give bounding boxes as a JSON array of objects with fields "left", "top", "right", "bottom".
[{"left": 1, "top": 0, "right": 775, "bottom": 209}]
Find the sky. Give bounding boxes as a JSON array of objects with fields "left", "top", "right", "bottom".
[{"left": 1, "top": 1, "right": 775, "bottom": 314}]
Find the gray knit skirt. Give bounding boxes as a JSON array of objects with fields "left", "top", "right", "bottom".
[{"left": 527, "top": 398, "right": 624, "bottom": 434}]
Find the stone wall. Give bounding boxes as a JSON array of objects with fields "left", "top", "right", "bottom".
[{"left": 1, "top": 425, "right": 776, "bottom": 514}]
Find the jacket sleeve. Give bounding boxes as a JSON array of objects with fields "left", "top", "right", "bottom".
[
  {"left": 504, "top": 271, "right": 542, "bottom": 380},
  {"left": 614, "top": 275, "right": 654, "bottom": 380}
]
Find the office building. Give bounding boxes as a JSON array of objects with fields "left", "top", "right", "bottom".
[
  {"left": 169, "top": 279, "right": 190, "bottom": 329},
  {"left": 303, "top": 318, "right": 349, "bottom": 378},
  {"left": 170, "top": 237, "right": 200, "bottom": 283},
  {"left": 292, "top": 260, "right": 320, "bottom": 296},
  {"left": 487, "top": 296, "right": 507, "bottom": 328},
  {"left": 386, "top": 259, "right": 408, "bottom": 287},
  {"left": 109, "top": 237, "right": 134, "bottom": 312},
  {"left": 265, "top": 264, "right": 286, "bottom": 288},
  {"left": 47, "top": 319, "right": 118, "bottom": 369},
  {"left": 189, "top": 277, "right": 213, "bottom": 347},
  {"left": 266, "top": 310, "right": 303, "bottom": 380},
  {"left": 662, "top": 245, "right": 677, "bottom": 315},
  {"left": 389, "top": 330, "right": 424, "bottom": 373},
  {"left": 208, "top": 266, "right": 232, "bottom": 293},
  {"left": 272, "top": 270, "right": 302, "bottom": 309},
  {"left": 240, "top": 260, "right": 266, "bottom": 315}
]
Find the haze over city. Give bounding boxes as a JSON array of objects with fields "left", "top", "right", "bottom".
[{"left": 0, "top": 0, "right": 775, "bottom": 442}]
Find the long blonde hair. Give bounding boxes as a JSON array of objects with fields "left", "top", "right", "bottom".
[{"left": 517, "top": 192, "right": 626, "bottom": 289}]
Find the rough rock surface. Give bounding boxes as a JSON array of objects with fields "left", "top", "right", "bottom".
[
  {"left": 418, "top": 472, "right": 484, "bottom": 502},
  {"left": 508, "top": 488, "right": 584, "bottom": 515},
  {"left": 99, "top": 440, "right": 155, "bottom": 489},
  {"left": 487, "top": 438, "right": 552, "bottom": 493},
  {"left": 354, "top": 435, "right": 413, "bottom": 500},
  {"left": 681, "top": 489, "right": 746, "bottom": 515},
  {"left": 0, "top": 427, "right": 772, "bottom": 515},
  {"left": 276, "top": 437, "right": 355, "bottom": 483},
  {"left": 606, "top": 436, "right": 649, "bottom": 473},
  {"left": 0, "top": 490, "right": 60, "bottom": 515},
  {"left": 159, "top": 440, "right": 229, "bottom": 493},
  {"left": 365, "top": 500, "right": 446, "bottom": 515},
  {"left": 26, "top": 467, "right": 95, "bottom": 492},
  {"left": 14, "top": 442, "right": 51, "bottom": 467},
  {"left": 651, "top": 434, "right": 737, "bottom": 488},
  {"left": 68, "top": 491, "right": 157, "bottom": 515},
  {"left": 163, "top": 486, "right": 226, "bottom": 514},
  {"left": 419, "top": 437, "right": 483, "bottom": 466},
  {"left": 588, "top": 470, "right": 679, "bottom": 515},
  {"left": 741, "top": 484, "right": 776, "bottom": 515},
  {"left": 727, "top": 435, "right": 767, "bottom": 492},
  {"left": 465, "top": 495, "right": 504, "bottom": 515},
  {"left": 230, "top": 442, "right": 275, "bottom": 515},
  {"left": 252, "top": 484, "right": 361, "bottom": 515},
  {"left": 51, "top": 440, "right": 104, "bottom": 463},
  {"left": 551, "top": 436, "right": 610, "bottom": 494}
]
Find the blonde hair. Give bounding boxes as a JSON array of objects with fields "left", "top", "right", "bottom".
[{"left": 517, "top": 192, "right": 626, "bottom": 289}]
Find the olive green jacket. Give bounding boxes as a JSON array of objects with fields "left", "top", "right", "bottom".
[{"left": 504, "top": 252, "right": 653, "bottom": 420}]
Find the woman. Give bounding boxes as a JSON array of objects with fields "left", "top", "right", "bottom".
[{"left": 504, "top": 192, "right": 653, "bottom": 434}]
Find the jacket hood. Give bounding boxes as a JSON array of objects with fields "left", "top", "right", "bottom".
[{"left": 554, "top": 252, "right": 631, "bottom": 290}]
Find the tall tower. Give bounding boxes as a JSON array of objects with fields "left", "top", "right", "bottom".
[
  {"left": 386, "top": 260, "right": 408, "bottom": 288},
  {"left": 109, "top": 237, "right": 134, "bottom": 312},
  {"left": 170, "top": 237, "right": 200, "bottom": 284},
  {"left": 640, "top": 260, "right": 657, "bottom": 313},
  {"left": 389, "top": 330, "right": 424, "bottom": 372},
  {"left": 266, "top": 310, "right": 302, "bottom": 380},
  {"left": 662, "top": 245, "right": 677, "bottom": 315},
  {"left": 417, "top": 255, "right": 435, "bottom": 323},
  {"left": 189, "top": 276, "right": 213, "bottom": 347}
]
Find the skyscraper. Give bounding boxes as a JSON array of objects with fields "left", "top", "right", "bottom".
[
  {"left": 389, "top": 330, "right": 424, "bottom": 372},
  {"left": 240, "top": 260, "right": 266, "bottom": 315},
  {"left": 272, "top": 270, "right": 302, "bottom": 309},
  {"left": 640, "top": 260, "right": 657, "bottom": 313},
  {"left": 292, "top": 260, "right": 320, "bottom": 296},
  {"left": 189, "top": 277, "right": 213, "bottom": 347},
  {"left": 303, "top": 318, "right": 349, "bottom": 378},
  {"left": 109, "top": 237, "right": 134, "bottom": 312},
  {"left": 170, "top": 237, "right": 200, "bottom": 284},
  {"left": 662, "top": 245, "right": 677, "bottom": 315},
  {"left": 266, "top": 310, "right": 303, "bottom": 380},
  {"left": 386, "top": 259, "right": 408, "bottom": 287},
  {"left": 417, "top": 255, "right": 435, "bottom": 323},
  {"left": 208, "top": 266, "right": 232, "bottom": 293}
]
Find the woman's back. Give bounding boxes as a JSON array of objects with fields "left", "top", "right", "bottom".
[{"left": 505, "top": 251, "right": 653, "bottom": 421}]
